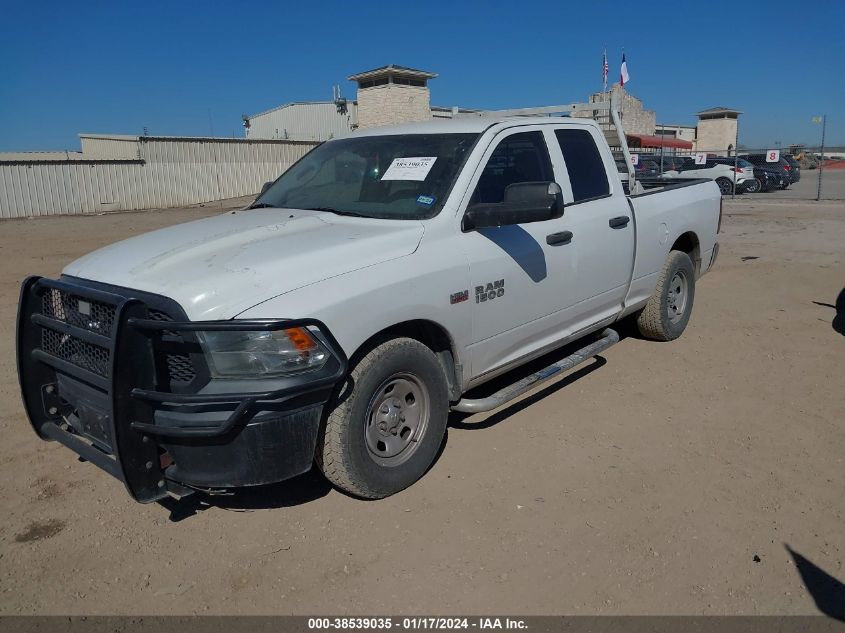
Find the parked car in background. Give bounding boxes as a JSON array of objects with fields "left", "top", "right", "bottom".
[
  {"left": 645, "top": 156, "right": 695, "bottom": 172},
  {"left": 709, "top": 158, "right": 763, "bottom": 193},
  {"left": 645, "top": 155, "right": 687, "bottom": 173},
  {"left": 661, "top": 158, "right": 752, "bottom": 195},
  {"left": 782, "top": 154, "right": 801, "bottom": 183},
  {"left": 743, "top": 154, "right": 792, "bottom": 189},
  {"left": 738, "top": 167, "right": 783, "bottom": 193},
  {"left": 758, "top": 165, "right": 786, "bottom": 191},
  {"left": 635, "top": 158, "right": 661, "bottom": 178},
  {"left": 751, "top": 167, "right": 784, "bottom": 192}
]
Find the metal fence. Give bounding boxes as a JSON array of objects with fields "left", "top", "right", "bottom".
[
  {"left": 613, "top": 145, "right": 843, "bottom": 201},
  {"left": 0, "top": 136, "right": 320, "bottom": 220}
]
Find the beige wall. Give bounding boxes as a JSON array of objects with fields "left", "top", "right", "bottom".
[
  {"left": 574, "top": 84, "right": 656, "bottom": 137},
  {"left": 613, "top": 86, "right": 656, "bottom": 135},
  {"left": 356, "top": 84, "right": 432, "bottom": 129},
  {"left": 696, "top": 118, "right": 738, "bottom": 152}
]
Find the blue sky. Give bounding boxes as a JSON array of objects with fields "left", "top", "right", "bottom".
[{"left": 1, "top": 0, "right": 843, "bottom": 151}]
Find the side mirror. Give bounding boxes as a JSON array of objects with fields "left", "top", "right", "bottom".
[
  {"left": 463, "top": 182, "right": 564, "bottom": 231},
  {"left": 259, "top": 181, "right": 273, "bottom": 196}
]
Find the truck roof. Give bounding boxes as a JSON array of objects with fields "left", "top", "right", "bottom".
[{"left": 342, "top": 116, "right": 598, "bottom": 138}]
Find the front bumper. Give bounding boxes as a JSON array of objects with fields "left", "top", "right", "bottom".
[{"left": 17, "top": 276, "right": 347, "bottom": 502}]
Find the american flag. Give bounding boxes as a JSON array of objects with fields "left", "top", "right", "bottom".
[{"left": 602, "top": 49, "right": 608, "bottom": 92}]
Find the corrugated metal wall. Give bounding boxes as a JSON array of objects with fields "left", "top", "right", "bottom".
[
  {"left": 246, "top": 102, "right": 357, "bottom": 141},
  {"left": 80, "top": 135, "right": 142, "bottom": 159},
  {"left": 0, "top": 137, "right": 319, "bottom": 219}
]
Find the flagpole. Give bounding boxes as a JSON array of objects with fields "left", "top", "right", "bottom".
[
  {"left": 603, "top": 47, "right": 608, "bottom": 94},
  {"left": 816, "top": 114, "right": 826, "bottom": 202}
]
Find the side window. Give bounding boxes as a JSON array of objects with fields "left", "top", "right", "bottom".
[
  {"left": 470, "top": 131, "right": 553, "bottom": 204},
  {"left": 553, "top": 129, "right": 610, "bottom": 203}
]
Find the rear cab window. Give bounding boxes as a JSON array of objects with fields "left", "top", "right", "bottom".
[{"left": 552, "top": 128, "right": 610, "bottom": 203}]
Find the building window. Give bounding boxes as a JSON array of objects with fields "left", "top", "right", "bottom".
[
  {"left": 391, "top": 77, "right": 425, "bottom": 87},
  {"left": 359, "top": 77, "right": 389, "bottom": 88}
]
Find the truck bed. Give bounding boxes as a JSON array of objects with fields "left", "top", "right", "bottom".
[{"left": 622, "top": 178, "right": 721, "bottom": 315}]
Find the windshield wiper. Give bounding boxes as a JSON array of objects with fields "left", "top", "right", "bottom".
[
  {"left": 248, "top": 202, "right": 276, "bottom": 209},
  {"left": 304, "top": 207, "right": 370, "bottom": 218}
]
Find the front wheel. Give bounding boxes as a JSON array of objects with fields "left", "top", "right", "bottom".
[
  {"left": 316, "top": 337, "right": 449, "bottom": 499},
  {"left": 716, "top": 177, "right": 734, "bottom": 195},
  {"left": 637, "top": 250, "right": 696, "bottom": 341}
]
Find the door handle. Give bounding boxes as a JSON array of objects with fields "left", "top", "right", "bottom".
[
  {"left": 609, "top": 216, "right": 630, "bottom": 229},
  {"left": 546, "top": 231, "right": 573, "bottom": 246}
]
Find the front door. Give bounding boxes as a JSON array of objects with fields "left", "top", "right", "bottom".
[{"left": 460, "top": 127, "right": 579, "bottom": 379}]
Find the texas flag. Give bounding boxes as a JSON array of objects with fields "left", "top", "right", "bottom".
[{"left": 620, "top": 53, "right": 630, "bottom": 87}]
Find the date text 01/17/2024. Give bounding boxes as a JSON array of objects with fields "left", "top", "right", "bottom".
[{"left": 307, "top": 617, "right": 528, "bottom": 629}]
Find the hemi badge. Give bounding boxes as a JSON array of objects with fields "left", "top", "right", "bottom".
[{"left": 450, "top": 290, "right": 468, "bottom": 305}]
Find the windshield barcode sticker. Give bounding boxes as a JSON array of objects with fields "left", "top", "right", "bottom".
[{"left": 381, "top": 157, "right": 437, "bottom": 181}]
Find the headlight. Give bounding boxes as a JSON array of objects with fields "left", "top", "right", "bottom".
[{"left": 200, "top": 327, "right": 328, "bottom": 378}]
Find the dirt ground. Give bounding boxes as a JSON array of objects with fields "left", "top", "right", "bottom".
[{"left": 0, "top": 187, "right": 842, "bottom": 616}]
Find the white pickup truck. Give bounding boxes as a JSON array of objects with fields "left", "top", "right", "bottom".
[{"left": 17, "top": 99, "right": 721, "bottom": 502}]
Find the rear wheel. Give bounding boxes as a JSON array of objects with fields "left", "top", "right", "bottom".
[
  {"left": 637, "top": 250, "right": 696, "bottom": 341},
  {"left": 716, "top": 177, "right": 733, "bottom": 195},
  {"left": 744, "top": 178, "right": 761, "bottom": 194},
  {"left": 316, "top": 337, "right": 449, "bottom": 499}
]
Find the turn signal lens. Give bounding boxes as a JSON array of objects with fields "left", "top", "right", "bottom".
[{"left": 285, "top": 327, "right": 318, "bottom": 352}]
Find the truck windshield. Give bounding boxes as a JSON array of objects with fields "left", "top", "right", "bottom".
[{"left": 255, "top": 133, "right": 479, "bottom": 220}]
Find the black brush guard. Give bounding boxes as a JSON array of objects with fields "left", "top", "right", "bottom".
[{"left": 17, "top": 276, "right": 347, "bottom": 503}]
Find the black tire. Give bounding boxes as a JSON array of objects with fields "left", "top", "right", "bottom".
[
  {"left": 744, "top": 178, "right": 761, "bottom": 194},
  {"left": 780, "top": 182, "right": 790, "bottom": 190},
  {"left": 716, "top": 177, "right": 733, "bottom": 195},
  {"left": 316, "top": 337, "right": 449, "bottom": 499},
  {"left": 636, "top": 250, "right": 696, "bottom": 342}
]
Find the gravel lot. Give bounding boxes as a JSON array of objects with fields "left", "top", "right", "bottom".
[{"left": 0, "top": 190, "right": 842, "bottom": 616}]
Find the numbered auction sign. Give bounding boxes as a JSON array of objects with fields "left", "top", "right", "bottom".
[
  {"left": 766, "top": 150, "right": 780, "bottom": 163},
  {"left": 630, "top": 153, "right": 639, "bottom": 166},
  {"left": 694, "top": 153, "right": 707, "bottom": 165}
]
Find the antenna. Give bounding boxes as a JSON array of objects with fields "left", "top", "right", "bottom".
[{"left": 333, "top": 84, "right": 348, "bottom": 115}]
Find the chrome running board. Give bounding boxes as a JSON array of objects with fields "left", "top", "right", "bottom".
[{"left": 451, "top": 328, "right": 619, "bottom": 414}]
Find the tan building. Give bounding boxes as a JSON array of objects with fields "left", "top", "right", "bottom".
[
  {"left": 349, "top": 65, "right": 437, "bottom": 129},
  {"left": 694, "top": 107, "right": 741, "bottom": 153},
  {"left": 574, "top": 84, "right": 656, "bottom": 136}
]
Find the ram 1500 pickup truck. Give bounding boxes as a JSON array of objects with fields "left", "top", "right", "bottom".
[{"left": 17, "top": 104, "right": 721, "bottom": 502}]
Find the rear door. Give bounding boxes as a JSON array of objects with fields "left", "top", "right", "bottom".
[{"left": 549, "top": 125, "right": 635, "bottom": 326}]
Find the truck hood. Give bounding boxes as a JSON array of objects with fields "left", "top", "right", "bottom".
[{"left": 64, "top": 208, "right": 424, "bottom": 320}]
